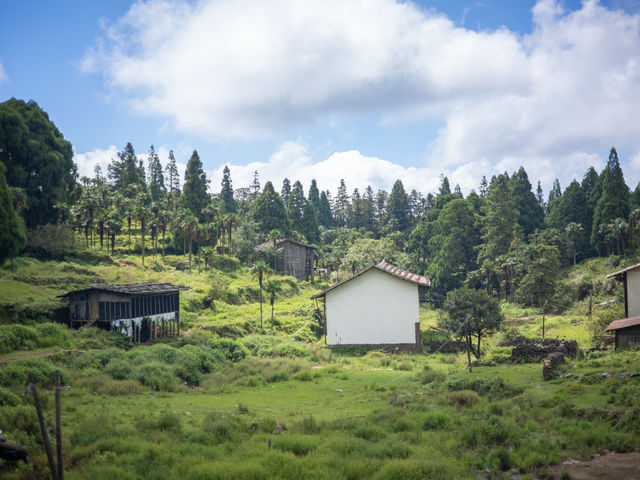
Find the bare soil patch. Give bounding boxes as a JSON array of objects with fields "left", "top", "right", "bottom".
[{"left": 544, "top": 451, "right": 640, "bottom": 479}]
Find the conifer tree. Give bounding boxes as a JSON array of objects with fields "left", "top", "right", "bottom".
[
  {"left": 509, "top": 166, "right": 543, "bottom": 236},
  {"left": 287, "top": 181, "right": 306, "bottom": 233},
  {"left": 301, "top": 201, "right": 320, "bottom": 243},
  {"left": 387, "top": 179, "right": 410, "bottom": 232},
  {"left": 220, "top": 165, "right": 237, "bottom": 214},
  {"left": 439, "top": 175, "right": 451, "bottom": 196},
  {"left": 375, "top": 189, "right": 388, "bottom": 231},
  {"left": 250, "top": 170, "right": 261, "bottom": 200},
  {"left": 478, "top": 173, "right": 518, "bottom": 264},
  {"left": 181, "top": 150, "right": 209, "bottom": 220},
  {"left": 453, "top": 184, "right": 463, "bottom": 199},
  {"left": 308, "top": 179, "right": 320, "bottom": 207},
  {"left": 547, "top": 179, "right": 562, "bottom": 214},
  {"left": 109, "top": 142, "right": 145, "bottom": 192},
  {"left": 281, "top": 178, "right": 291, "bottom": 206},
  {"left": 592, "top": 148, "right": 630, "bottom": 253},
  {"left": 317, "top": 191, "right": 333, "bottom": 227},
  {"left": 536, "top": 181, "right": 545, "bottom": 208},
  {"left": 363, "top": 186, "right": 376, "bottom": 233},
  {"left": 350, "top": 188, "right": 365, "bottom": 229},
  {"left": 334, "top": 179, "right": 349, "bottom": 227},
  {"left": 479, "top": 176, "right": 488, "bottom": 198},
  {"left": 147, "top": 145, "right": 166, "bottom": 202},
  {"left": 165, "top": 150, "right": 180, "bottom": 193},
  {"left": 251, "top": 181, "right": 289, "bottom": 235}
]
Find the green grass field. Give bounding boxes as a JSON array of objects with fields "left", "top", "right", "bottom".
[{"left": 1, "top": 248, "right": 639, "bottom": 479}]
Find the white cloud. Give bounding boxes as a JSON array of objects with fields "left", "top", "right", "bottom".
[
  {"left": 83, "top": 0, "right": 640, "bottom": 191},
  {"left": 0, "top": 60, "right": 8, "bottom": 84}
]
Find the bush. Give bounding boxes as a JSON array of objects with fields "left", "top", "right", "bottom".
[
  {"left": 35, "top": 322, "right": 69, "bottom": 347},
  {"left": 201, "top": 412, "right": 245, "bottom": 444},
  {"left": 209, "top": 338, "right": 248, "bottom": 362},
  {"left": 105, "top": 358, "right": 134, "bottom": 380},
  {"left": 0, "top": 357, "right": 60, "bottom": 387},
  {"left": 136, "top": 411, "right": 182, "bottom": 435},
  {"left": 134, "top": 362, "right": 178, "bottom": 391},
  {"left": 240, "top": 335, "right": 308, "bottom": 357},
  {"left": 24, "top": 224, "right": 76, "bottom": 260},
  {"left": 272, "top": 434, "right": 319, "bottom": 456},
  {"left": 0, "top": 386, "right": 20, "bottom": 406},
  {"left": 446, "top": 377, "right": 522, "bottom": 398},
  {"left": 96, "top": 379, "right": 143, "bottom": 396},
  {"left": 446, "top": 390, "right": 480, "bottom": 407},
  {"left": 0, "top": 324, "right": 38, "bottom": 353}
]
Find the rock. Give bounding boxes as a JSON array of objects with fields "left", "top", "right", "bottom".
[{"left": 543, "top": 351, "right": 565, "bottom": 381}]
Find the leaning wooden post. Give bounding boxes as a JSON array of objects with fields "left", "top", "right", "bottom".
[
  {"left": 27, "top": 372, "right": 57, "bottom": 480},
  {"left": 55, "top": 370, "right": 63, "bottom": 480}
]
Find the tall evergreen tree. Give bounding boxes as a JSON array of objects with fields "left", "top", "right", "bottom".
[
  {"left": 547, "top": 178, "right": 562, "bottom": 214},
  {"left": 317, "top": 191, "right": 333, "bottom": 227},
  {"left": 535, "top": 181, "right": 545, "bottom": 208},
  {"left": 281, "top": 178, "right": 291, "bottom": 206},
  {"left": 387, "top": 180, "right": 410, "bottom": 232},
  {"left": 334, "top": 179, "right": 349, "bottom": 227},
  {"left": 510, "top": 166, "right": 544, "bottom": 236},
  {"left": 287, "top": 181, "right": 306, "bottom": 234},
  {"left": 165, "top": 150, "right": 180, "bottom": 194},
  {"left": 250, "top": 170, "right": 261, "bottom": 200},
  {"left": 301, "top": 201, "right": 320, "bottom": 243},
  {"left": 308, "top": 179, "right": 320, "bottom": 207},
  {"left": 181, "top": 150, "right": 209, "bottom": 220},
  {"left": 453, "top": 184, "right": 463, "bottom": 199},
  {"left": 478, "top": 173, "right": 518, "bottom": 264},
  {"left": 592, "top": 148, "right": 630, "bottom": 253},
  {"left": 375, "top": 189, "right": 388, "bottom": 231},
  {"left": 220, "top": 165, "right": 237, "bottom": 214},
  {"left": 439, "top": 175, "right": 451, "bottom": 196},
  {"left": 251, "top": 181, "right": 289, "bottom": 234},
  {"left": 0, "top": 98, "right": 77, "bottom": 228},
  {"left": 363, "top": 186, "right": 376, "bottom": 233},
  {"left": 147, "top": 145, "right": 166, "bottom": 202},
  {"left": 0, "top": 161, "right": 26, "bottom": 263},
  {"left": 479, "top": 176, "right": 488, "bottom": 198},
  {"left": 109, "top": 142, "right": 146, "bottom": 192}
]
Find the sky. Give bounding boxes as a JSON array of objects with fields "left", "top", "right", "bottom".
[{"left": 2, "top": 0, "right": 640, "bottom": 197}]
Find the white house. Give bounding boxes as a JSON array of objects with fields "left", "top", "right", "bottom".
[
  {"left": 605, "top": 262, "right": 640, "bottom": 349},
  {"left": 311, "top": 260, "right": 430, "bottom": 351}
]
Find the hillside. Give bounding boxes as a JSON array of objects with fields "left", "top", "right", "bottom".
[{"left": 1, "top": 248, "right": 639, "bottom": 480}]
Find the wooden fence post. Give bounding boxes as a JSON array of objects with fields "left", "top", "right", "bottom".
[
  {"left": 27, "top": 372, "right": 58, "bottom": 480},
  {"left": 55, "top": 370, "right": 63, "bottom": 480}
]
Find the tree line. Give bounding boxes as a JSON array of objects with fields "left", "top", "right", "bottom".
[{"left": 1, "top": 98, "right": 639, "bottom": 310}]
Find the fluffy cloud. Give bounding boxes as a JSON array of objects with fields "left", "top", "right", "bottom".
[
  {"left": 83, "top": 0, "right": 640, "bottom": 191},
  {"left": 0, "top": 60, "right": 8, "bottom": 84}
]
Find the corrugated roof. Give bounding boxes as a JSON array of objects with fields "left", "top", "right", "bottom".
[
  {"left": 62, "top": 282, "right": 190, "bottom": 297},
  {"left": 255, "top": 238, "right": 316, "bottom": 252},
  {"left": 310, "top": 260, "right": 430, "bottom": 299},
  {"left": 606, "top": 262, "right": 640, "bottom": 279},
  {"left": 605, "top": 316, "right": 640, "bottom": 331}
]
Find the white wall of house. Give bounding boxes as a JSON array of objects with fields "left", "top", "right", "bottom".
[
  {"left": 627, "top": 270, "right": 640, "bottom": 317},
  {"left": 325, "top": 268, "right": 418, "bottom": 345}
]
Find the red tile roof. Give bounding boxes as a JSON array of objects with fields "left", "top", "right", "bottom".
[
  {"left": 605, "top": 316, "right": 640, "bottom": 331},
  {"left": 310, "top": 260, "right": 430, "bottom": 299}
]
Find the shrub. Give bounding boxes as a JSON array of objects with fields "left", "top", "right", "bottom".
[
  {"left": 372, "top": 459, "right": 458, "bottom": 480},
  {"left": 96, "top": 379, "right": 143, "bottom": 396},
  {"left": 35, "top": 322, "right": 69, "bottom": 347},
  {"left": 272, "top": 434, "right": 319, "bottom": 456},
  {"left": 201, "top": 412, "right": 245, "bottom": 444},
  {"left": 135, "top": 362, "right": 178, "bottom": 391},
  {"left": 0, "top": 324, "right": 38, "bottom": 353},
  {"left": 421, "top": 412, "right": 448, "bottom": 430},
  {"left": 446, "top": 390, "right": 480, "bottom": 407},
  {"left": 240, "top": 335, "right": 308, "bottom": 357},
  {"left": 0, "top": 357, "right": 60, "bottom": 387},
  {"left": 136, "top": 411, "right": 182, "bottom": 435},
  {"left": 105, "top": 358, "right": 134, "bottom": 380},
  {"left": 209, "top": 338, "right": 248, "bottom": 362},
  {"left": 487, "top": 446, "right": 512, "bottom": 471},
  {"left": 0, "top": 386, "right": 20, "bottom": 406},
  {"left": 446, "top": 377, "right": 522, "bottom": 398}
]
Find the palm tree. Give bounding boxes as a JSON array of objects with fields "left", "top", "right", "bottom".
[
  {"left": 156, "top": 209, "right": 170, "bottom": 258},
  {"left": 565, "top": 222, "right": 583, "bottom": 266},
  {"left": 267, "top": 229, "right": 283, "bottom": 247},
  {"left": 264, "top": 279, "right": 283, "bottom": 331},
  {"left": 610, "top": 218, "right": 629, "bottom": 255},
  {"left": 105, "top": 211, "right": 122, "bottom": 255},
  {"left": 629, "top": 207, "right": 640, "bottom": 251},
  {"left": 134, "top": 202, "right": 150, "bottom": 266},
  {"left": 181, "top": 215, "right": 199, "bottom": 270},
  {"left": 250, "top": 260, "right": 272, "bottom": 330}
]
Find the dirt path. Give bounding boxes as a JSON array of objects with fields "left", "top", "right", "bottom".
[
  {"left": 0, "top": 347, "right": 58, "bottom": 365},
  {"left": 545, "top": 451, "right": 640, "bottom": 479}
]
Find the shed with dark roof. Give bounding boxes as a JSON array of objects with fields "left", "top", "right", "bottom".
[
  {"left": 61, "top": 282, "right": 189, "bottom": 342},
  {"left": 255, "top": 238, "right": 316, "bottom": 282},
  {"left": 311, "top": 261, "right": 430, "bottom": 351}
]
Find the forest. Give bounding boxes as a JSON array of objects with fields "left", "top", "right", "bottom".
[{"left": 2, "top": 98, "right": 640, "bottom": 480}]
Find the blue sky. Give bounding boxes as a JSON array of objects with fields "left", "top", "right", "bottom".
[{"left": 2, "top": 0, "right": 640, "bottom": 195}]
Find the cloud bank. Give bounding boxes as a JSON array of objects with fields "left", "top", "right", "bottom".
[{"left": 83, "top": 0, "right": 640, "bottom": 191}]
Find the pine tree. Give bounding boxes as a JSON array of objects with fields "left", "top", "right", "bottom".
[
  {"left": 317, "top": 191, "right": 333, "bottom": 227},
  {"left": 108, "top": 142, "right": 145, "bottom": 192},
  {"left": 287, "top": 181, "right": 306, "bottom": 234},
  {"left": 281, "top": 178, "right": 291, "bottom": 206},
  {"left": 592, "top": 148, "right": 630, "bottom": 253},
  {"left": 147, "top": 145, "right": 166, "bottom": 202},
  {"left": 547, "top": 179, "right": 562, "bottom": 214},
  {"left": 536, "top": 181, "right": 545, "bottom": 208},
  {"left": 453, "top": 184, "right": 463, "bottom": 199},
  {"left": 478, "top": 173, "right": 518, "bottom": 264},
  {"left": 375, "top": 189, "right": 388, "bottom": 231},
  {"left": 301, "top": 201, "right": 320, "bottom": 243},
  {"left": 439, "top": 175, "right": 451, "bottom": 196},
  {"left": 251, "top": 181, "right": 290, "bottom": 234},
  {"left": 308, "top": 179, "right": 320, "bottom": 207},
  {"left": 220, "top": 165, "right": 237, "bottom": 214},
  {"left": 479, "top": 176, "right": 488, "bottom": 198},
  {"left": 334, "top": 179, "right": 349, "bottom": 227},
  {"left": 165, "top": 150, "right": 180, "bottom": 194},
  {"left": 387, "top": 180, "right": 410, "bottom": 232},
  {"left": 181, "top": 150, "right": 209, "bottom": 220},
  {"left": 363, "top": 186, "right": 376, "bottom": 233},
  {"left": 250, "top": 170, "right": 261, "bottom": 200},
  {"left": 350, "top": 188, "right": 365, "bottom": 229},
  {"left": 509, "top": 166, "right": 544, "bottom": 236}
]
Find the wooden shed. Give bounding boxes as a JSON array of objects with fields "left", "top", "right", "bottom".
[
  {"left": 61, "top": 282, "right": 189, "bottom": 342},
  {"left": 311, "top": 260, "right": 430, "bottom": 351},
  {"left": 255, "top": 238, "right": 316, "bottom": 282},
  {"left": 605, "top": 263, "right": 640, "bottom": 349}
]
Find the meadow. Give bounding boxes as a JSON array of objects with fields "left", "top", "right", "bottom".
[{"left": 1, "top": 249, "right": 639, "bottom": 480}]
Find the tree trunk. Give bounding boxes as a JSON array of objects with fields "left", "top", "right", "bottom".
[
  {"left": 466, "top": 333, "right": 473, "bottom": 372},
  {"left": 259, "top": 280, "right": 263, "bottom": 330}
]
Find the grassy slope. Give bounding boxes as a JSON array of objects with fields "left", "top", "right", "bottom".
[{"left": 1, "top": 248, "right": 639, "bottom": 479}]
